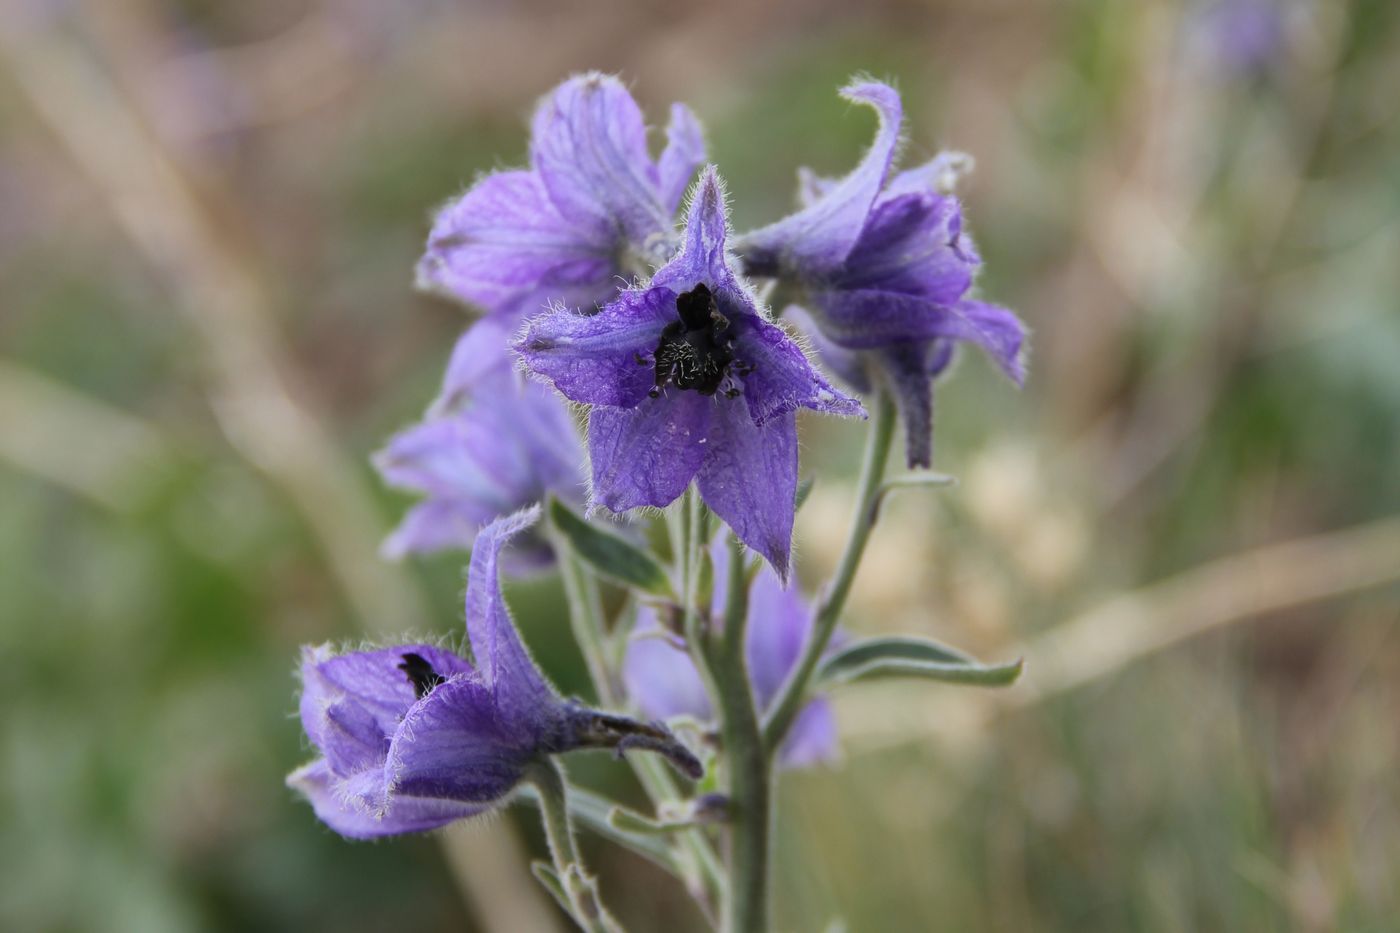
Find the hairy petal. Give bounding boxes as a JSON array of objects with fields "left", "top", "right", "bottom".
[
  {"left": 589, "top": 393, "right": 712, "bottom": 513},
  {"left": 416, "top": 170, "right": 614, "bottom": 320},
  {"left": 732, "top": 315, "right": 865, "bottom": 424},
  {"left": 386, "top": 675, "right": 533, "bottom": 805},
  {"left": 516, "top": 287, "right": 676, "bottom": 407},
  {"left": 288, "top": 760, "right": 485, "bottom": 840},
  {"left": 736, "top": 82, "right": 903, "bottom": 277},
  {"left": 652, "top": 167, "right": 739, "bottom": 298},
  {"left": 696, "top": 405, "right": 798, "bottom": 579},
  {"left": 530, "top": 73, "right": 668, "bottom": 244},
  {"left": 464, "top": 507, "right": 560, "bottom": 732},
  {"left": 657, "top": 103, "right": 706, "bottom": 216},
  {"left": 782, "top": 305, "right": 872, "bottom": 393},
  {"left": 883, "top": 150, "right": 974, "bottom": 198},
  {"left": 876, "top": 343, "right": 939, "bottom": 469}
]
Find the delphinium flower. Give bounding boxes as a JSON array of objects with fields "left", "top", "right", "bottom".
[
  {"left": 288, "top": 507, "right": 701, "bottom": 839},
  {"left": 416, "top": 72, "right": 706, "bottom": 322},
  {"left": 736, "top": 81, "right": 1026, "bottom": 468},
  {"left": 516, "top": 167, "right": 864, "bottom": 577},
  {"left": 373, "top": 319, "right": 585, "bottom": 574},
  {"left": 623, "top": 538, "right": 838, "bottom": 768}
]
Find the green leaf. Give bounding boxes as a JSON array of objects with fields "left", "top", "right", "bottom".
[
  {"left": 529, "top": 861, "right": 571, "bottom": 914},
  {"left": 548, "top": 497, "right": 673, "bottom": 598},
  {"left": 518, "top": 784, "right": 677, "bottom": 871},
  {"left": 818, "top": 635, "right": 1023, "bottom": 688},
  {"left": 872, "top": 472, "right": 957, "bottom": 521}
]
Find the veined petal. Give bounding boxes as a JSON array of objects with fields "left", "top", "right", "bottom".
[
  {"left": 731, "top": 315, "right": 865, "bottom": 424},
  {"left": 516, "top": 287, "right": 676, "bottom": 408},
  {"left": 657, "top": 103, "right": 706, "bottom": 216},
  {"left": 696, "top": 405, "right": 798, "bottom": 578},
  {"left": 622, "top": 607, "right": 712, "bottom": 721},
  {"left": 652, "top": 167, "right": 740, "bottom": 298},
  {"left": 299, "top": 644, "right": 472, "bottom": 776},
  {"left": 736, "top": 81, "right": 903, "bottom": 277},
  {"left": 588, "top": 392, "right": 712, "bottom": 513},
  {"left": 386, "top": 675, "right": 532, "bottom": 804},
  {"left": 288, "top": 760, "right": 485, "bottom": 839},
  {"left": 837, "top": 193, "right": 974, "bottom": 301},
  {"left": 373, "top": 417, "right": 522, "bottom": 507},
  {"left": 464, "top": 508, "right": 561, "bottom": 732},
  {"left": 530, "top": 73, "right": 669, "bottom": 244},
  {"left": 416, "top": 170, "right": 615, "bottom": 320},
  {"left": 783, "top": 305, "right": 872, "bottom": 393}
]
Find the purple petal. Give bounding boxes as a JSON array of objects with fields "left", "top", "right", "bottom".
[
  {"left": 299, "top": 643, "right": 472, "bottom": 776},
  {"left": 876, "top": 343, "right": 938, "bottom": 469},
  {"left": 696, "top": 404, "right": 798, "bottom": 578},
  {"left": 743, "top": 565, "right": 812, "bottom": 707},
  {"left": 416, "top": 170, "right": 615, "bottom": 320},
  {"left": 736, "top": 82, "right": 903, "bottom": 277},
  {"left": 288, "top": 760, "right": 485, "bottom": 839},
  {"left": 516, "top": 287, "right": 676, "bottom": 408},
  {"left": 374, "top": 418, "right": 522, "bottom": 508},
  {"left": 779, "top": 698, "right": 839, "bottom": 769},
  {"left": 386, "top": 675, "right": 533, "bottom": 804},
  {"left": 622, "top": 607, "right": 712, "bottom": 721},
  {"left": 530, "top": 73, "right": 669, "bottom": 245},
  {"left": 657, "top": 103, "right": 706, "bottom": 216},
  {"left": 731, "top": 315, "right": 865, "bottom": 424},
  {"left": 836, "top": 194, "right": 974, "bottom": 301},
  {"left": 948, "top": 299, "right": 1027, "bottom": 384},
  {"left": 588, "top": 392, "right": 712, "bottom": 513},
  {"left": 652, "top": 167, "right": 739, "bottom": 298},
  {"left": 783, "top": 304, "right": 872, "bottom": 393},
  {"left": 464, "top": 507, "right": 561, "bottom": 731},
  {"left": 883, "top": 150, "right": 974, "bottom": 199},
  {"left": 381, "top": 500, "right": 490, "bottom": 560},
  {"left": 434, "top": 321, "right": 516, "bottom": 412},
  {"left": 795, "top": 166, "right": 839, "bottom": 209}
]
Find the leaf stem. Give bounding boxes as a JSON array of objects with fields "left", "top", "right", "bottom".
[
  {"left": 527, "top": 759, "right": 623, "bottom": 933},
  {"left": 762, "top": 390, "right": 897, "bottom": 751}
]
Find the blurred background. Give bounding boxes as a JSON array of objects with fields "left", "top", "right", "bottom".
[{"left": 1, "top": 0, "right": 1398, "bottom": 930}]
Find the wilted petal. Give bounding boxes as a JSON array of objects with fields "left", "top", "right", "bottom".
[
  {"left": 464, "top": 508, "right": 560, "bottom": 733},
  {"left": 696, "top": 404, "right": 798, "bottom": 578},
  {"left": 516, "top": 287, "right": 676, "bottom": 407},
  {"left": 300, "top": 644, "right": 472, "bottom": 776},
  {"left": 657, "top": 103, "right": 706, "bottom": 215},
  {"left": 622, "top": 607, "right": 712, "bottom": 721},
  {"left": 780, "top": 698, "right": 839, "bottom": 768},
  {"left": 530, "top": 73, "right": 669, "bottom": 244},
  {"left": 737, "top": 82, "right": 902, "bottom": 277},
  {"left": 416, "top": 170, "right": 614, "bottom": 320},
  {"left": 589, "top": 392, "right": 712, "bottom": 513},
  {"left": 288, "top": 760, "right": 485, "bottom": 840},
  {"left": 732, "top": 315, "right": 865, "bottom": 424},
  {"left": 386, "top": 675, "right": 534, "bottom": 804}
]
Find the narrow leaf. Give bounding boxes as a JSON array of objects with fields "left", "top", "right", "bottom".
[
  {"left": 548, "top": 497, "right": 674, "bottom": 598},
  {"left": 517, "top": 784, "right": 677, "bottom": 871},
  {"left": 818, "top": 635, "right": 1022, "bottom": 688},
  {"left": 530, "top": 861, "right": 571, "bottom": 914}
]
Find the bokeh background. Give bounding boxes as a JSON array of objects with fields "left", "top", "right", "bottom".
[{"left": 2, "top": 0, "right": 1398, "bottom": 930}]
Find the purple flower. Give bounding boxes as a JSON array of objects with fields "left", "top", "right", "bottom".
[
  {"left": 623, "top": 538, "right": 838, "bottom": 768},
  {"left": 289, "top": 507, "right": 701, "bottom": 839},
  {"left": 416, "top": 72, "right": 705, "bottom": 322},
  {"left": 737, "top": 81, "right": 1026, "bottom": 468},
  {"left": 373, "top": 320, "right": 585, "bottom": 573},
  {"left": 515, "top": 167, "right": 864, "bottom": 577}
]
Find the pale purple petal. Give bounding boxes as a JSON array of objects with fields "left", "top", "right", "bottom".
[
  {"left": 883, "top": 150, "right": 974, "bottom": 199},
  {"left": 588, "top": 393, "right": 712, "bottom": 513},
  {"left": 381, "top": 500, "right": 491, "bottom": 560},
  {"left": 657, "top": 103, "right": 706, "bottom": 215},
  {"left": 948, "top": 299, "right": 1027, "bottom": 384},
  {"left": 743, "top": 565, "right": 812, "bottom": 706},
  {"left": 374, "top": 418, "right": 522, "bottom": 508},
  {"left": 386, "top": 675, "right": 534, "bottom": 804},
  {"left": 731, "top": 315, "right": 865, "bottom": 424},
  {"left": 779, "top": 698, "right": 838, "bottom": 768},
  {"left": 464, "top": 507, "right": 560, "bottom": 732},
  {"left": 435, "top": 320, "right": 517, "bottom": 412},
  {"left": 795, "top": 166, "right": 839, "bottom": 209},
  {"left": 736, "top": 82, "right": 903, "bottom": 277},
  {"left": 516, "top": 287, "right": 676, "bottom": 407},
  {"left": 416, "top": 169, "right": 614, "bottom": 320},
  {"left": 529, "top": 73, "right": 669, "bottom": 244},
  {"left": 696, "top": 405, "right": 798, "bottom": 578},
  {"left": 622, "top": 607, "right": 712, "bottom": 721},
  {"left": 288, "top": 760, "right": 485, "bottom": 840}
]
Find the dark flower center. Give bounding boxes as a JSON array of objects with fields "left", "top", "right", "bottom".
[
  {"left": 645, "top": 284, "right": 748, "bottom": 399},
  {"left": 398, "top": 652, "right": 446, "bottom": 699}
]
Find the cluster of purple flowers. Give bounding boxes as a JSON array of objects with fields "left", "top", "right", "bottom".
[{"left": 290, "top": 72, "right": 1023, "bottom": 839}]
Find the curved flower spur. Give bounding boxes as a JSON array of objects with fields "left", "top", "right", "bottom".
[
  {"left": 516, "top": 167, "right": 865, "bottom": 577},
  {"left": 288, "top": 507, "right": 701, "bottom": 839}
]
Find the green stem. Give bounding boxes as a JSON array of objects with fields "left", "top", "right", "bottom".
[
  {"left": 762, "top": 391, "right": 897, "bottom": 751},
  {"left": 528, "top": 759, "right": 623, "bottom": 933},
  {"left": 714, "top": 532, "right": 771, "bottom": 933}
]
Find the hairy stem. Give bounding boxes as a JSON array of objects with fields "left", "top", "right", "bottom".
[
  {"left": 763, "top": 391, "right": 897, "bottom": 751},
  {"left": 714, "top": 532, "right": 771, "bottom": 933},
  {"left": 528, "top": 759, "right": 623, "bottom": 933}
]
